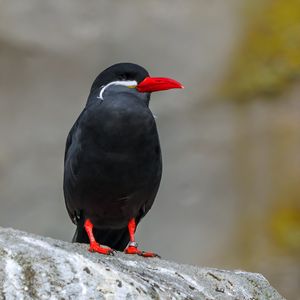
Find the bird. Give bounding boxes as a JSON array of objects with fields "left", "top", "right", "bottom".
[{"left": 63, "top": 62, "right": 183, "bottom": 257}]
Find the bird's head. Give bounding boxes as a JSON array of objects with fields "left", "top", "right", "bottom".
[{"left": 89, "top": 63, "right": 183, "bottom": 103}]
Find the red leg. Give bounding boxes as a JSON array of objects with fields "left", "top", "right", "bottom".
[
  {"left": 124, "top": 218, "right": 160, "bottom": 258},
  {"left": 84, "top": 219, "right": 114, "bottom": 255}
]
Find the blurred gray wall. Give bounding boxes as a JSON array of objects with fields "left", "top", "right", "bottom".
[{"left": 0, "top": 0, "right": 244, "bottom": 265}]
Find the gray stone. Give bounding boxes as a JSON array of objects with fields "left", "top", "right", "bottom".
[{"left": 0, "top": 227, "right": 284, "bottom": 300}]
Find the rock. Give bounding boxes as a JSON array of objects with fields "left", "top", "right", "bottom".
[{"left": 0, "top": 228, "right": 284, "bottom": 299}]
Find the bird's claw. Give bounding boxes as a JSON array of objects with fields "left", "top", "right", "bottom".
[
  {"left": 88, "top": 242, "right": 114, "bottom": 255},
  {"left": 109, "top": 249, "right": 116, "bottom": 256},
  {"left": 125, "top": 246, "right": 160, "bottom": 258},
  {"left": 138, "top": 251, "right": 161, "bottom": 258}
]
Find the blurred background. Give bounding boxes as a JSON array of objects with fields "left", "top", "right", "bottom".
[{"left": 0, "top": 0, "right": 299, "bottom": 298}]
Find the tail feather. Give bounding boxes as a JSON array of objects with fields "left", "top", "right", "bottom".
[{"left": 72, "top": 225, "right": 130, "bottom": 251}]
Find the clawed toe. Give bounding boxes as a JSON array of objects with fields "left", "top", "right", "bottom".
[
  {"left": 138, "top": 251, "right": 160, "bottom": 258},
  {"left": 89, "top": 242, "right": 114, "bottom": 255},
  {"left": 125, "top": 246, "right": 160, "bottom": 258}
]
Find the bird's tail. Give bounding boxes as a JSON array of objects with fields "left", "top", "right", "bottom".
[{"left": 72, "top": 224, "right": 130, "bottom": 251}]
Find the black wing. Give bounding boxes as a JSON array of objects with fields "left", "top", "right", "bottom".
[
  {"left": 63, "top": 108, "right": 86, "bottom": 224},
  {"left": 135, "top": 146, "right": 162, "bottom": 225}
]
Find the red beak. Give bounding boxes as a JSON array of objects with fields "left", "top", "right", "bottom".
[{"left": 136, "top": 77, "right": 184, "bottom": 93}]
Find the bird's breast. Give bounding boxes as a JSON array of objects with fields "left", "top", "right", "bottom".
[
  {"left": 75, "top": 100, "right": 161, "bottom": 183},
  {"left": 84, "top": 99, "right": 157, "bottom": 151}
]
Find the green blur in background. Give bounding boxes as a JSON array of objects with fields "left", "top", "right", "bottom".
[
  {"left": 220, "top": 0, "right": 300, "bottom": 298},
  {"left": 0, "top": 0, "right": 299, "bottom": 299}
]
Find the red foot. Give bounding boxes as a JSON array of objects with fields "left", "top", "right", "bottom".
[
  {"left": 124, "top": 246, "right": 160, "bottom": 258},
  {"left": 89, "top": 241, "right": 114, "bottom": 255}
]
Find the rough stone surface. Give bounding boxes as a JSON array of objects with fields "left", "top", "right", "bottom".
[{"left": 0, "top": 228, "right": 284, "bottom": 300}]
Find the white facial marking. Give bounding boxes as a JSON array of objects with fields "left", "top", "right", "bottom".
[{"left": 97, "top": 80, "right": 138, "bottom": 100}]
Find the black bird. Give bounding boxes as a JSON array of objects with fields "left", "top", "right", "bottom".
[{"left": 63, "top": 63, "right": 183, "bottom": 256}]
